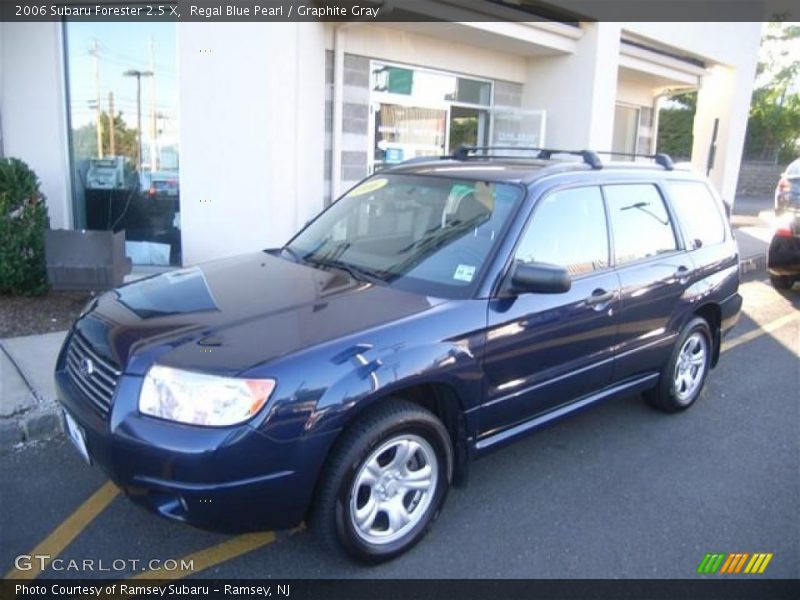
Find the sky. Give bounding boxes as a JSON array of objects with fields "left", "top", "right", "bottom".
[{"left": 66, "top": 21, "right": 179, "bottom": 136}]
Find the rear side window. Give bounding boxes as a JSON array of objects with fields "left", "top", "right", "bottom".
[
  {"left": 516, "top": 186, "right": 609, "bottom": 276},
  {"left": 604, "top": 184, "right": 677, "bottom": 265},
  {"left": 667, "top": 181, "right": 726, "bottom": 247}
]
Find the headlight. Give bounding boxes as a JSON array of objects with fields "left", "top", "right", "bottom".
[{"left": 139, "top": 365, "right": 275, "bottom": 427}]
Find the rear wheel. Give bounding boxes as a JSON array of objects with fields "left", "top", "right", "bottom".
[
  {"left": 311, "top": 399, "right": 452, "bottom": 562},
  {"left": 770, "top": 275, "right": 794, "bottom": 290},
  {"left": 645, "top": 317, "right": 712, "bottom": 413}
]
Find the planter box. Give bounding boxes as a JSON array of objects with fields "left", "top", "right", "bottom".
[{"left": 45, "top": 229, "right": 132, "bottom": 291}]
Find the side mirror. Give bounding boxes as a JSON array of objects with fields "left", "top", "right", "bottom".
[{"left": 509, "top": 261, "right": 571, "bottom": 295}]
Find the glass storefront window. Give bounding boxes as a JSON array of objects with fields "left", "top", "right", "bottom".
[
  {"left": 371, "top": 63, "right": 491, "bottom": 106},
  {"left": 64, "top": 21, "right": 181, "bottom": 266},
  {"left": 370, "top": 61, "right": 492, "bottom": 172},
  {"left": 612, "top": 104, "right": 641, "bottom": 157}
]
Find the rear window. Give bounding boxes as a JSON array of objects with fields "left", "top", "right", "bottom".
[
  {"left": 785, "top": 159, "right": 800, "bottom": 177},
  {"left": 667, "top": 181, "right": 726, "bottom": 248},
  {"left": 604, "top": 184, "right": 678, "bottom": 265}
]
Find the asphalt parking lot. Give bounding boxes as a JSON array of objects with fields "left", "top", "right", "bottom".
[{"left": 2, "top": 277, "right": 798, "bottom": 581}]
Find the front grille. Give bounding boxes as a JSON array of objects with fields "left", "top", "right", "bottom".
[{"left": 65, "top": 333, "right": 121, "bottom": 416}]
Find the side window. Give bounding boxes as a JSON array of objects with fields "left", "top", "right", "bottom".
[
  {"left": 515, "top": 186, "right": 609, "bottom": 276},
  {"left": 667, "top": 181, "right": 726, "bottom": 247},
  {"left": 604, "top": 184, "right": 677, "bottom": 265}
]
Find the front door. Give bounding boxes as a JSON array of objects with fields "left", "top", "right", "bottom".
[{"left": 480, "top": 185, "right": 620, "bottom": 439}]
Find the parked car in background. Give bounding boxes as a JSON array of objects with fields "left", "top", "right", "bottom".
[
  {"left": 55, "top": 148, "right": 741, "bottom": 562},
  {"left": 767, "top": 210, "right": 800, "bottom": 290},
  {"left": 139, "top": 170, "right": 180, "bottom": 199},
  {"left": 775, "top": 158, "right": 800, "bottom": 214}
]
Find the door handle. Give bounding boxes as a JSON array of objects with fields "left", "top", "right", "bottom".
[
  {"left": 585, "top": 288, "right": 614, "bottom": 307},
  {"left": 675, "top": 265, "right": 692, "bottom": 283}
]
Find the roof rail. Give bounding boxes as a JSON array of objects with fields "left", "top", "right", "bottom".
[
  {"left": 396, "top": 155, "right": 447, "bottom": 166},
  {"left": 452, "top": 146, "right": 603, "bottom": 170},
  {"left": 594, "top": 151, "right": 674, "bottom": 170}
]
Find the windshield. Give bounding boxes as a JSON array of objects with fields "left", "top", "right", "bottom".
[
  {"left": 286, "top": 174, "right": 523, "bottom": 298},
  {"left": 785, "top": 159, "right": 800, "bottom": 177}
]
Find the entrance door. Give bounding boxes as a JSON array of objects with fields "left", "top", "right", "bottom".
[{"left": 449, "top": 106, "right": 490, "bottom": 149}]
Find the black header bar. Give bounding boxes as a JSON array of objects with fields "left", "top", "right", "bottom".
[
  {"left": 2, "top": 579, "right": 800, "bottom": 600},
  {"left": 1, "top": 0, "right": 799, "bottom": 22}
]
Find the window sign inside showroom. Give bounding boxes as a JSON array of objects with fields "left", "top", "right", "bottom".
[{"left": 64, "top": 21, "right": 181, "bottom": 266}]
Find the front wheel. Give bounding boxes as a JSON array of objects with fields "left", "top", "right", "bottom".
[
  {"left": 645, "top": 317, "right": 713, "bottom": 413},
  {"left": 311, "top": 399, "right": 452, "bottom": 562}
]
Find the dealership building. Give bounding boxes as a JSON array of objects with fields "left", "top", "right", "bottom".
[{"left": 0, "top": 6, "right": 761, "bottom": 267}]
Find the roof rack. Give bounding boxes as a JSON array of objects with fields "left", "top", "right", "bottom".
[
  {"left": 452, "top": 146, "right": 603, "bottom": 170},
  {"left": 594, "top": 151, "right": 674, "bottom": 170}
]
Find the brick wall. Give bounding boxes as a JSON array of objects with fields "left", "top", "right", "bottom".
[
  {"left": 324, "top": 51, "right": 370, "bottom": 205},
  {"left": 735, "top": 161, "right": 784, "bottom": 197}
]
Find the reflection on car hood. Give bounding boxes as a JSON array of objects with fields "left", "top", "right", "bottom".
[{"left": 76, "top": 252, "right": 442, "bottom": 375}]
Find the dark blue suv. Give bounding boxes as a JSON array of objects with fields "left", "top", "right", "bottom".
[{"left": 56, "top": 148, "right": 742, "bottom": 562}]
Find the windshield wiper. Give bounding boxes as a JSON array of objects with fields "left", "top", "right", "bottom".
[
  {"left": 307, "top": 258, "right": 386, "bottom": 285},
  {"left": 280, "top": 246, "right": 307, "bottom": 264}
]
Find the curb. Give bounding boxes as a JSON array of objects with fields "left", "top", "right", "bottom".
[
  {"left": 739, "top": 254, "right": 767, "bottom": 278},
  {"left": 0, "top": 254, "right": 771, "bottom": 454},
  {"left": 0, "top": 403, "right": 64, "bottom": 454}
]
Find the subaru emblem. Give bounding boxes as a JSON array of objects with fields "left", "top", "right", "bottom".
[{"left": 80, "top": 357, "right": 95, "bottom": 377}]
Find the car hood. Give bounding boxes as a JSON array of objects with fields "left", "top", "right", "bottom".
[{"left": 76, "top": 252, "right": 443, "bottom": 376}]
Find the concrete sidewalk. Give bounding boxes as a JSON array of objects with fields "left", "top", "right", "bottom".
[{"left": 0, "top": 214, "right": 774, "bottom": 452}]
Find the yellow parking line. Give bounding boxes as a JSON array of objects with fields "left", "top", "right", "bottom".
[
  {"left": 130, "top": 531, "right": 277, "bottom": 580},
  {"left": 721, "top": 312, "right": 800, "bottom": 354},
  {"left": 129, "top": 524, "right": 304, "bottom": 582},
  {"left": 5, "top": 481, "right": 119, "bottom": 580}
]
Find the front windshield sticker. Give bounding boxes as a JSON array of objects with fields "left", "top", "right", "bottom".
[
  {"left": 453, "top": 264, "right": 476, "bottom": 282},
  {"left": 348, "top": 178, "right": 388, "bottom": 197}
]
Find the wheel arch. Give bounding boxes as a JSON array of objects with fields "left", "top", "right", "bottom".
[
  {"left": 693, "top": 302, "right": 722, "bottom": 367},
  {"left": 306, "top": 380, "right": 471, "bottom": 524},
  {"left": 346, "top": 382, "right": 469, "bottom": 486}
]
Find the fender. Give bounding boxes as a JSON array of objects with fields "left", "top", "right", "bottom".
[{"left": 306, "top": 340, "right": 484, "bottom": 437}]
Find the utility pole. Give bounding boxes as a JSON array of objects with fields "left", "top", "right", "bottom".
[
  {"left": 123, "top": 69, "right": 153, "bottom": 171},
  {"left": 148, "top": 36, "right": 158, "bottom": 172},
  {"left": 108, "top": 91, "right": 116, "bottom": 156},
  {"left": 90, "top": 39, "right": 103, "bottom": 158}
]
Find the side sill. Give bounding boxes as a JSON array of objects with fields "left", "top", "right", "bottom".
[{"left": 474, "top": 373, "right": 659, "bottom": 452}]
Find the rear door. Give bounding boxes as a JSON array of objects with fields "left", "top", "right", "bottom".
[
  {"left": 480, "top": 185, "right": 620, "bottom": 437},
  {"left": 604, "top": 183, "right": 692, "bottom": 381}
]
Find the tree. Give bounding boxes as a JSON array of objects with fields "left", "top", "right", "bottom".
[
  {"left": 657, "top": 91, "right": 697, "bottom": 161},
  {"left": 71, "top": 111, "right": 139, "bottom": 162},
  {"left": 744, "top": 21, "right": 800, "bottom": 163}
]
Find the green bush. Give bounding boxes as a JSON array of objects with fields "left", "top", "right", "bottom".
[
  {"left": 657, "top": 108, "right": 694, "bottom": 161},
  {"left": 0, "top": 158, "right": 50, "bottom": 296}
]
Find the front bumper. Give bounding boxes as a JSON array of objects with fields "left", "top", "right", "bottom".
[{"left": 55, "top": 354, "right": 336, "bottom": 533}]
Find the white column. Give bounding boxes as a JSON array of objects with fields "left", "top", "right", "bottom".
[
  {"left": 522, "top": 22, "right": 621, "bottom": 151},
  {"left": 692, "top": 56, "right": 759, "bottom": 203},
  {"left": 0, "top": 22, "right": 72, "bottom": 229},
  {"left": 177, "top": 23, "right": 325, "bottom": 266}
]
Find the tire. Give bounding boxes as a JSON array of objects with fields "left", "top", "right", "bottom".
[
  {"left": 645, "top": 317, "right": 713, "bottom": 413},
  {"left": 310, "top": 399, "right": 453, "bottom": 563},
  {"left": 770, "top": 275, "right": 794, "bottom": 290}
]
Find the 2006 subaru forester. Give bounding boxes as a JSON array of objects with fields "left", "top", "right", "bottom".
[{"left": 56, "top": 147, "right": 741, "bottom": 562}]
